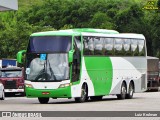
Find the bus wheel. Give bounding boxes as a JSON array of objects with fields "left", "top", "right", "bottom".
[
  {"left": 126, "top": 82, "right": 134, "bottom": 99},
  {"left": 117, "top": 82, "right": 127, "bottom": 100},
  {"left": 38, "top": 97, "right": 49, "bottom": 104},
  {"left": 90, "top": 96, "right": 103, "bottom": 101},
  {"left": 75, "top": 84, "right": 88, "bottom": 103}
]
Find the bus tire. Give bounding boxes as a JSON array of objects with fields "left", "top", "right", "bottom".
[
  {"left": 75, "top": 84, "right": 88, "bottom": 103},
  {"left": 126, "top": 82, "right": 134, "bottom": 99},
  {"left": 117, "top": 82, "right": 127, "bottom": 100},
  {"left": 38, "top": 97, "right": 49, "bottom": 104},
  {"left": 90, "top": 96, "right": 103, "bottom": 101}
]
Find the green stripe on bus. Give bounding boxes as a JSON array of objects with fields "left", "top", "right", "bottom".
[{"left": 84, "top": 57, "right": 113, "bottom": 95}]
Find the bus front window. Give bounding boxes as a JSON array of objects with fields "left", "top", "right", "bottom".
[
  {"left": 26, "top": 36, "right": 71, "bottom": 81},
  {"left": 28, "top": 36, "right": 72, "bottom": 53},
  {"left": 26, "top": 53, "right": 69, "bottom": 81}
]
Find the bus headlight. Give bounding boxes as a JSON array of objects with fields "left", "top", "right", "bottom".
[
  {"left": 59, "top": 83, "right": 72, "bottom": 88},
  {"left": 25, "top": 84, "right": 34, "bottom": 88}
]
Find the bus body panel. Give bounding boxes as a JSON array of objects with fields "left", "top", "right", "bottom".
[
  {"left": 25, "top": 87, "right": 71, "bottom": 98},
  {"left": 21, "top": 29, "right": 147, "bottom": 102},
  {"left": 76, "top": 56, "right": 147, "bottom": 97},
  {"left": 25, "top": 80, "right": 72, "bottom": 98},
  {"left": 109, "top": 57, "right": 147, "bottom": 94},
  {"left": 83, "top": 56, "right": 113, "bottom": 96}
]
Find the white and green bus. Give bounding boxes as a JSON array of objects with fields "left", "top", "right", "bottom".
[{"left": 17, "top": 28, "right": 147, "bottom": 104}]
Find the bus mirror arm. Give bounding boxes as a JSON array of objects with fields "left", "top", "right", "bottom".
[
  {"left": 68, "top": 50, "right": 75, "bottom": 63},
  {"left": 17, "top": 50, "right": 26, "bottom": 64}
]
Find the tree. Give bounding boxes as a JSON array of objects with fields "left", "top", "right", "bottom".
[{"left": 0, "top": 0, "right": 159, "bottom": 58}]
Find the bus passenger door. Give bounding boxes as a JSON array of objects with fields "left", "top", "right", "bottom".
[{"left": 71, "top": 36, "right": 81, "bottom": 82}]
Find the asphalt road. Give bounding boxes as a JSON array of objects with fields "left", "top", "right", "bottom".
[{"left": 0, "top": 92, "right": 160, "bottom": 120}]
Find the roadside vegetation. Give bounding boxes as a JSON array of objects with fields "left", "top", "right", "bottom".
[{"left": 0, "top": 0, "right": 160, "bottom": 58}]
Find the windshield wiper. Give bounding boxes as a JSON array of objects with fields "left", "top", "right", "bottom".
[
  {"left": 34, "top": 61, "right": 47, "bottom": 81},
  {"left": 48, "top": 60, "right": 57, "bottom": 80}
]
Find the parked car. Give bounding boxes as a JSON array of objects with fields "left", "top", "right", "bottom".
[{"left": 0, "top": 82, "right": 5, "bottom": 100}]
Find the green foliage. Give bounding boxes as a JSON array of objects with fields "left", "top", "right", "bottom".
[
  {"left": 0, "top": 0, "right": 159, "bottom": 58},
  {"left": 89, "top": 12, "right": 114, "bottom": 29}
]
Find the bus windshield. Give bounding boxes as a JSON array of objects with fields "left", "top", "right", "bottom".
[
  {"left": 28, "top": 36, "right": 72, "bottom": 53},
  {"left": 26, "top": 53, "right": 69, "bottom": 81}
]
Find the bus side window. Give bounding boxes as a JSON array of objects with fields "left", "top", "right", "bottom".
[
  {"left": 94, "top": 37, "right": 103, "bottom": 55},
  {"left": 75, "top": 36, "right": 81, "bottom": 51},
  {"left": 124, "top": 39, "right": 131, "bottom": 56},
  {"left": 103, "top": 38, "right": 114, "bottom": 56},
  {"left": 83, "top": 37, "right": 94, "bottom": 55},
  {"left": 83, "top": 37, "right": 89, "bottom": 55},
  {"left": 138, "top": 39, "right": 145, "bottom": 56},
  {"left": 131, "top": 39, "right": 139, "bottom": 56},
  {"left": 114, "top": 38, "right": 124, "bottom": 56}
]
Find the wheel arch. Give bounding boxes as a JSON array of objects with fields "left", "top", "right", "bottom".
[
  {"left": 120, "top": 80, "right": 127, "bottom": 94},
  {"left": 122, "top": 80, "right": 127, "bottom": 89},
  {"left": 82, "top": 82, "right": 88, "bottom": 95}
]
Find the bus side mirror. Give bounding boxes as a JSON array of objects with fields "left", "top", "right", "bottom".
[
  {"left": 68, "top": 50, "right": 74, "bottom": 63},
  {"left": 17, "top": 50, "right": 26, "bottom": 64}
]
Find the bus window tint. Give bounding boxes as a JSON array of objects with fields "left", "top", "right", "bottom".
[
  {"left": 138, "top": 40, "right": 145, "bottom": 56},
  {"left": 131, "top": 39, "right": 138, "bottom": 56},
  {"left": 83, "top": 37, "right": 89, "bottom": 55},
  {"left": 28, "top": 36, "right": 71, "bottom": 53},
  {"left": 83, "top": 37, "right": 94, "bottom": 55},
  {"left": 114, "top": 38, "right": 124, "bottom": 56},
  {"left": 88, "top": 38, "right": 94, "bottom": 54},
  {"left": 74, "top": 36, "right": 81, "bottom": 51},
  {"left": 124, "top": 39, "right": 131, "bottom": 56},
  {"left": 103, "top": 38, "right": 114, "bottom": 56},
  {"left": 94, "top": 37, "right": 103, "bottom": 55},
  {"left": 72, "top": 37, "right": 81, "bottom": 82}
]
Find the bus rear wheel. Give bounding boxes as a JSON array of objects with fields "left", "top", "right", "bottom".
[
  {"left": 75, "top": 84, "right": 88, "bottom": 103},
  {"left": 38, "top": 97, "right": 49, "bottom": 104},
  {"left": 117, "top": 82, "right": 127, "bottom": 100},
  {"left": 126, "top": 82, "right": 134, "bottom": 99}
]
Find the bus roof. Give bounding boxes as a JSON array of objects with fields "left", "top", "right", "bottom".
[
  {"left": 31, "top": 30, "right": 81, "bottom": 37},
  {"left": 82, "top": 33, "right": 145, "bottom": 39},
  {"left": 31, "top": 28, "right": 119, "bottom": 37},
  {"left": 69, "top": 28, "right": 119, "bottom": 34}
]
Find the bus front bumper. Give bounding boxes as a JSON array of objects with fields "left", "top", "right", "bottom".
[{"left": 25, "top": 87, "right": 71, "bottom": 98}]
